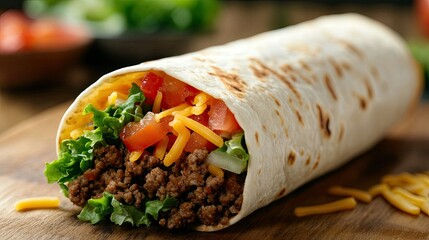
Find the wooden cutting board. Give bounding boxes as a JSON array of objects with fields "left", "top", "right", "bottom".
[{"left": 1, "top": 102, "right": 429, "bottom": 239}]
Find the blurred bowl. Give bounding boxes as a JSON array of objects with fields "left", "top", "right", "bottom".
[
  {"left": 0, "top": 25, "right": 91, "bottom": 89},
  {"left": 94, "top": 32, "right": 193, "bottom": 65}
]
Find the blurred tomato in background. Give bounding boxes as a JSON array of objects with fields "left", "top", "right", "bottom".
[
  {"left": 0, "top": 10, "right": 89, "bottom": 53},
  {"left": 416, "top": 0, "right": 429, "bottom": 38}
]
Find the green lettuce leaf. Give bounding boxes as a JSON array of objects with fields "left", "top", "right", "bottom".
[
  {"left": 78, "top": 192, "right": 114, "bottom": 224},
  {"left": 206, "top": 132, "right": 249, "bottom": 174},
  {"left": 145, "top": 196, "right": 178, "bottom": 221},
  {"left": 110, "top": 197, "right": 148, "bottom": 227},
  {"left": 83, "top": 83, "right": 145, "bottom": 143},
  {"left": 45, "top": 128, "right": 104, "bottom": 184},
  {"left": 110, "top": 196, "right": 178, "bottom": 227},
  {"left": 78, "top": 192, "right": 178, "bottom": 227},
  {"left": 45, "top": 84, "right": 146, "bottom": 194}
]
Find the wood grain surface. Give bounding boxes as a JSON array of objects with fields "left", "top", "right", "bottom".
[{"left": 1, "top": 102, "right": 429, "bottom": 240}]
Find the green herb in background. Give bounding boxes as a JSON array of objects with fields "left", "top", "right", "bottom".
[
  {"left": 409, "top": 41, "right": 429, "bottom": 89},
  {"left": 24, "top": 0, "right": 220, "bottom": 37}
]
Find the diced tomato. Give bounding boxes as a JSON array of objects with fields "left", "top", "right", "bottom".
[
  {"left": 120, "top": 113, "right": 168, "bottom": 151},
  {"left": 159, "top": 115, "right": 174, "bottom": 132},
  {"left": 0, "top": 11, "right": 31, "bottom": 52},
  {"left": 208, "top": 99, "right": 241, "bottom": 135},
  {"left": 160, "top": 75, "right": 199, "bottom": 108},
  {"left": 184, "top": 132, "right": 216, "bottom": 153},
  {"left": 188, "top": 111, "right": 209, "bottom": 126},
  {"left": 140, "top": 72, "right": 164, "bottom": 105},
  {"left": 167, "top": 134, "right": 177, "bottom": 150}
]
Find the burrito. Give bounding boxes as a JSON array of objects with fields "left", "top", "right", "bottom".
[{"left": 45, "top": 14, "right": 421, "bottom": 231}]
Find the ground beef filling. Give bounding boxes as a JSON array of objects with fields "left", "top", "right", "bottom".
[{"left": 68, "top": 145, "right": 246, "bottom": 228}]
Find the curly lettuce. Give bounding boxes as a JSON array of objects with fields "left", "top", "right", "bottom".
[
  {"left": 45, "top": 83, "right": 146, "bottom": 195},
  {"left": 78, "top": 192, "right": 178, "bottom": 227}
]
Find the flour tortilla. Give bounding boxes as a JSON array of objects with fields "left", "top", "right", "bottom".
[{"left": 56, "top": 14, "right": 422, "bottom": 231}]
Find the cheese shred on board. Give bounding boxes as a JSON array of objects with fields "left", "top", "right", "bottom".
[
  {"left": 15, "top": 197, "right": 60, "bottom": 211},
  {"left": 295, "top": 171, "right": 429, "bottom": 218},
  {"left": 294, "top": 197, "right": 357, "bottom": 217},
  {"left": 328, "top": 186, "right": 372, "bottom": 203}
]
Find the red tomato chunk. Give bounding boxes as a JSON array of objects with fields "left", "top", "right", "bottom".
[
  {"left": 120, "top": 113, "right": 168, "bottom": 151},
  {"left": 208, "top": 99, "right": 241, "bottom": 135}
]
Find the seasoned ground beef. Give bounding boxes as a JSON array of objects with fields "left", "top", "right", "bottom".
[{"left": 68, "top": 145, "right": 246, "bottom": 228}]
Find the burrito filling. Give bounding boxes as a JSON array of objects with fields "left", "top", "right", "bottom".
[{"left": 45, "top": 71, "right": 249, "bottom": 228}]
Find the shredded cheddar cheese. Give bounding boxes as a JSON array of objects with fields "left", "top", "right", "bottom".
[
  {"left": 154, "top": 136, "right": 169, "bottom": 160},
  {"left": 174, "top": 114, "right": 224, "bottom": 147},
  {"left": 190, "top": 104, "right": 207, "bottom": 115},
  {"left": 294, "top": 197, "right": 357, "bottom": 217},
  {"left": 421, "top": 203, "right": 429, "bottom": 216},
  {"left": 163, "top": 120, "right": 190, "bottom": 167},
  {"left": 15, "top": 197, "right": 60, "bottom": 211},
  {"left": 69, "top": 126, "right": 93, "bottom": 140},
  {"left": 402, "top": 184, "right": 428, "bottom": 197},
  {"left": 380, "top": 188, "right": 420, "bottom": 215},
  {"left": 129, "top": 151, "right": 143, "bottom": 162},
  {"left": 415, "top": 174, "right": 429, "bottom": 187},
  {"left": 107, "top": 92, "right": 118, "bottom": 107},
  {"left": 155, "top": 103, "right": 190, "bottom": 122},
  {"left": 368, "top": 183, "right": 389, "bottom": 197},
  {"left": 208, "top": 165, "right": 224, "bottom": 178},
  {"left": 152, "top": 91, "right": 163, "bottom": 113},
  {"left": 391, "top": 187, "right": 427, "bottom": 207},
  {"left": 328, "top": 186, "right": 372, "bottom": 203},
  {"left": 296, "top": 171, "right": 429, "bottom": 218},
  {"left": 70, "top": 128, "right": 85, "bottom": 140},
  {"left": 193, "top": 92, "right": 211, "bottom": 106}
]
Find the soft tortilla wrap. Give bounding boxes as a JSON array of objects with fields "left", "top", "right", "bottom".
[{"left": 56, "top": 14, "right": 421, "bottom": 231}]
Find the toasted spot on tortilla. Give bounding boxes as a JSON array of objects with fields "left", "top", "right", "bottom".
[
  {"left": 290, "top": 74, "right": 298, "bottom": 82},
  {"left": 193, "top": 56, "right": 214, "bottom": 63},
  {"left": 299, "top": 149, "right": 305, "bottom": 156},
  {"left": 313, "top": 155, "right": 320, "bottom": 170},
  {"left": 341, "top": 61, "right": 351, "bottom": 71},
  {"left": 316, "top": 104, "right": 331, "bottom": 138},
  {"left": 258, "top": 169, "right": 262, "bottom": 175},
  {"left": 277, "top": 111, "right": 286, "bottom": 128},
  {"left": 359, "top": 97, "right": 367, "bottom": 110},
  {"left": 286, "top": 43, "right": 320, "bottom": 56},
  {"left": 281, "top": 64, "right": 294, "bottom": 73},
  {"left": 249, "top": 58, "right": 302, "bottom": 104},
  {"left": 288, "top": 151, "right": 296, "bottom": 166},
  {"left": 325, "top": 118, "right": 331, "bottom": 137},
  {"left": 262, "top": 125, "right": 268, "bottom": 131},
  {"left": 329, "top": 58, "right": 343, "bottom": 78},
  {"left": 277, "top": 188, "right": 286, "bottom": 198},
  {"left": 284, "top": 127, "right": 289, "bottom": 138},
  {"left": 371, "top": 65, "right": 381, "bottom": 81},
  {"left": 364, "top": 77, "right": 374, "bottom": 99},
  {"left": 339, "top": 40, "right": 364, "bottom": 59},
  {"left": 298, "top": 73, "right": 312, "bottom": 84},
  {"left": 275, "top": 109, "right": 281, "bottom": 116},
  {"left": 338, "top": 123, "right": 345, "bottom": 142},
  {"left": 249, "top": 63, "right": 269, "bottom": 81},
  {"left": 324, "top": 74, "right": 337, "bottom": 101},
  {"left": 254, "top": 132, "right": 260, "bottom": 146},
  {"left": 300, "top": 60, "right": 312, "bottom": 72},
  {"left": 296, "top": 110, "right": 304, "bottom": 125},
  {"left": 305, "top": 157, "right": 311, "bottom": 166},
  {"left": 209, "top": 66, "right": 246, "bottom": 98},
  {"left": 270, "top": 94, "right": 281, "bottom": 107}
]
